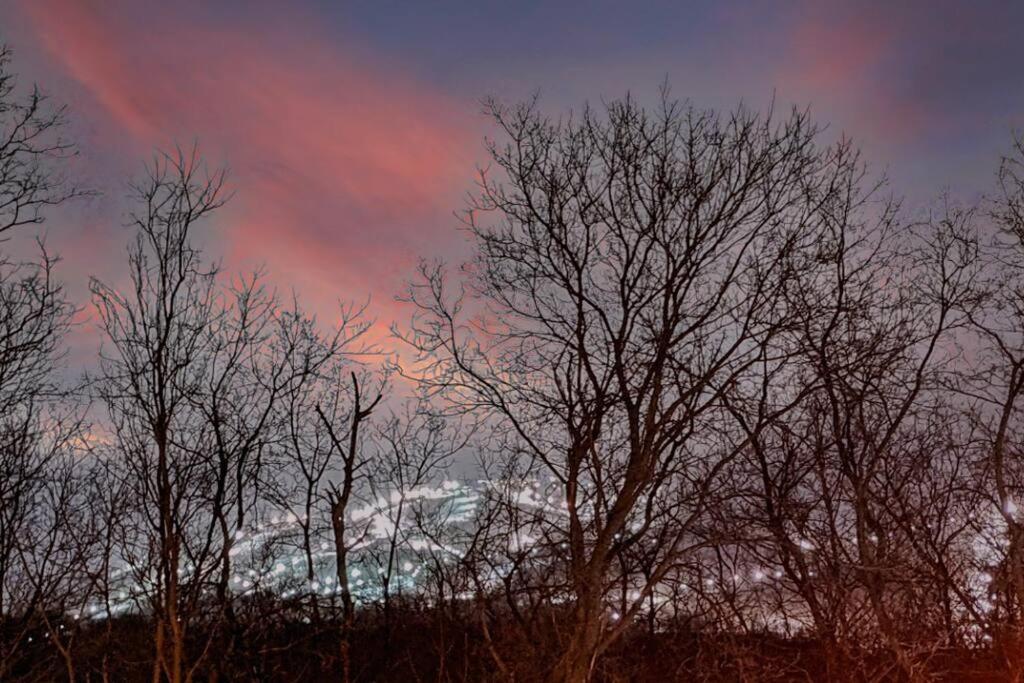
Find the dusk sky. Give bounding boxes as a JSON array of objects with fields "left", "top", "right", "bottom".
[{"left": 2, "top": 0, "right": 1023, "bottom": 356}]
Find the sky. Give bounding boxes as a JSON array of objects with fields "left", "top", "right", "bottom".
[{"left": 1, "top": 0, "right": 1023, "bottom": 364}]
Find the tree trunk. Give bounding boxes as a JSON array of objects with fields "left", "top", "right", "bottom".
[{"left": 547, "top": 590, "right": 602, "bottom": 683}]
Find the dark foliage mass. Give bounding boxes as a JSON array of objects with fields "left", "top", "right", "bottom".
[{"left": 5, "top": 46, "right": 1024, "bottom": 682}]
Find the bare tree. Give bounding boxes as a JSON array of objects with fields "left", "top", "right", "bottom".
[
  {"left": 0, "top": 44, "right": 86, "bottom": 237},
  {"left": 0, "top": 44, "right": 87, "bottom": 680},
  {"left": 959, "top": 135, "right": 1024, "bottom": 680},
  {"left": 721, "top": 180, "right": 978, "bottom": 680},
  {"left": 397, "top": 91, "right": 882, "bottom": 682},
  {"left": 365, "top": 400, "right": 473, "bottom": 651},
  {"left": 263, "top": 300, "right": 378, "bottom": 680},
  {"left": 317, "top": 368, "right": 384, "bottom": 683},
  {"left": 91, "top": 147, "right": 230, "bottom": 683}
]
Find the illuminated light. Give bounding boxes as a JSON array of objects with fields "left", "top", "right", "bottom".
[
  {"left": 753, "top": 570, "right": 765, "bottom": 581},
  {"left": 773, "top": 570, "right": 783, "bottom": 579},
  {"left": 351, "top": 568, "right": 361, "bottom": 578},
  {"left": 798, "top": 538, "right": 813, "bottom": 551},
  {"left": 610, "top": 612, "right": 620, "bottom": 621},
  {"left": 402, "top": 561, "right": 414, "bottom": 572}
]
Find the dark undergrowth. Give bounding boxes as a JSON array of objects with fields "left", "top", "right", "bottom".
[{"left": 3, "top": 602, "right": 1008, "bottom": 682}]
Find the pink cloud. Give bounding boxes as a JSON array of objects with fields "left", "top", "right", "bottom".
[
  {"left": 772, "top": 4, "right": 931, "bottom": 144},
  {"left": 17, "top": 0, "right": 478, "bottom": 336}
]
